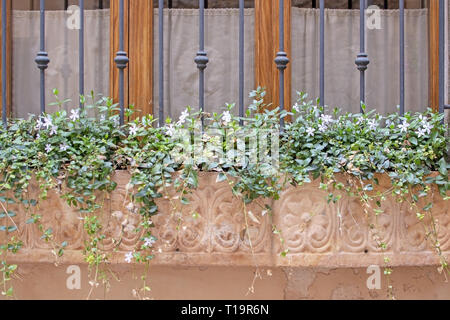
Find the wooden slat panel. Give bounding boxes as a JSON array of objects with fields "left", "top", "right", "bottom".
[
  {"left": 429, "top": 0, "right": 440, "bottom": 112},
  {"left": 0, "top": 0, "right": 11, "bottom": 119},
  {"left": 255, "top": 0, "right": 291, "bottom": 112},
  {"left": 110, "top": 0, "right": 153, "bottom": 121},
  {"left": 128, "top": 0, "right": 153, "bottom": 118},
  {"left": 255, "top": 0, "right": 274, "bottom": 108}
]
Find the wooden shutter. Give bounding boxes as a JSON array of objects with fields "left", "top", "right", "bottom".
[
  {"left": 110, "top": 0, "right": 153, "bottom": 119},
  {"left": 254, "top": 0, "right": 291, "bottom": 111}
]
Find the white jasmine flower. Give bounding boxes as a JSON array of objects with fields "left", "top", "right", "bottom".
[
  {"left": 166, "top": 124, "right": 175, "bottom": 137},
  {"left": 356, "top": 117, "right": 365, "bottom": 125},
  {"left": 35, "top": 118, "right": 43, "bottom": 130},
  {"left": 222, "top": 111, "right": 232, "bottom": 125},
  {"left": 320, "top": 114, "right": 333, "bottom": 124},
  {"left": 59, "top": 143, "right": 69, "bottom": 152},
  {"left": 50, "top": 125, "right": 58, "bottom": 136},
  {"left": 398, "top": 121, "right": 410, "bottom": 133},
  {"left": 144, "top": 237, "right": 156, "bottom": 248},
  {"left": 368, "top": 119, "right": 378, "bottom": 131},
  {"left": 418, "top": 114, "right": 428, "bottom": 125},
  {"left": 422, "top": 121, "right": 433, "bottom": 135},
  {"left": 416, "top": 128, "right": 426, "bottom": 138},
  {"left": 318, "top": 123, "right": 328, "bottom": 133},
  {"left": 100, "top": 114, "right": 106, "bottom": 122},
  {"left": 45, "top": 144, "right": 52, "bottom": 153},
  {"left": 177, "top": 109, "right": 189, "bottom": 126},
  {"left": 125, "top": 252, "right": 133, "bottom": 263},
  {"left": 69, "top": 109, "right": 80, "bottom": 121},
  {"left": 113, "top": 117, "right": 120, "bottom": 126},
  {"left": 306, "top": 127, "right": 315, "bottom": 137},
  {"left": 43, "top": 115, "right": 53, "bottom": 129},
  {"left": 36, "top": 133, "right": 40, "bottom": 139},
  {"left": 129, "top": 124, "right": 138, "bottom": 136},
  {"left": 292, "top": 103, "right": 300, "bottom": 113}
]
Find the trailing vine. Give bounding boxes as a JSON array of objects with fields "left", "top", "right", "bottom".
[{"left": 0, "top": 88, "right": 448, "bottom": 299}]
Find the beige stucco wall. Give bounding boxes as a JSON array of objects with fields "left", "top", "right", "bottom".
[{"left": 5, "top": 264, "right": 450, "bottom": 300}]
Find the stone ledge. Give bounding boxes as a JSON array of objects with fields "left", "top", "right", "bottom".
[{"left": 4, "top": 171, "right": 449, "bottom": 268}]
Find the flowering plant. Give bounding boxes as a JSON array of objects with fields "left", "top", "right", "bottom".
[
  {"left": 0, "top": 88, "right": 448, "bottom": 299},
  {"left": 284, "top": 92, "right": 449, "bottom": 198}
]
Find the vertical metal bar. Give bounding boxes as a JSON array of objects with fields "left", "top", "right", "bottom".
[
  {"left": 79, "top": 0, "right": 84, "bottom": 109},
  {"left": 64, "top": 0, "right": 69, "bottom": 10},
  {"left": 355, "top": 0, "right": 369, "bottom": 112},
  {"left": 114, "top": 0, "right": 129, "bottom": 125},
  {"left": 421, "top": 0, "right": 426, "bottom": 9},
  {"left": 35, "top": 0, "right": 49, "bottom": 115},
  {"left": 319, "top": 0, "right": 325, "bottom": 107},
  {"left": 312, "top": 0, "right": 316, "bottom": 9},
  {"left": 399, "top": 0, "right": 405, "bottom": 115},
  {"left": 275, "top": 0, "right": 289, "bottom": 130},
  {"left": 384, "top": 0, "right": 388, "bottom": 10},
  {"left": 1, "top": 0, "right": 6, "bottom": 127},
  {"left": 439, "top": 0, "right": 445, "bottom": 115},
  {"left": 348, "top": 0, "right": 353, "bottom": 9},
  {"left": 99, "top": 0, "right": 103, "bottom": 9},
  {"left": 159, "top": 0, "right": 164, "bottom": 127},
  {"left": 195, "top": 0, "right": 208, "bottom": 129},
  {"left": 239, "top": 0, "right": 244, "bottom": 125}
]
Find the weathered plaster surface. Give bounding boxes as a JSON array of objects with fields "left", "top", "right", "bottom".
[{"left": 4, "top": 264, "right": 450, "bottom": 300}]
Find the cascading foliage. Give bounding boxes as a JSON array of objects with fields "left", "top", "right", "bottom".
[{"left": 0, "top": 88, "right": 448, "bottom": 299}]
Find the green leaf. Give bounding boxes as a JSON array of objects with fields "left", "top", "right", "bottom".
[
  {"left": 409, "top": 137, "right": 418, "bottom": 146},
  {"left": 5, "top": 287, "right": 13, "bottom": 297},
  {"left": 216, "top": 173, "right": 227, "bottom": 183},
  {"left": 438, "top": 158, "right": 448, "bottom": 176}
]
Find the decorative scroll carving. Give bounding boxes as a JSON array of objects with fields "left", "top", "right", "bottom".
[
  {"left": 153, "top": 180, "right": 209, "bottom": 253},
  {"left": 4, "top": 172, "right": 449, "bottom": 268},
  {"left": 102, "top": 181, "right": 144, "bottom": 252},
  {"left": 338, "top": 196, "right": 396, "bottom": 253},
  {"left": 398, "top": 201, "right": 432, "bottom": 252},
  {"left": 210, "top": 184, "right": 271, "bottom": 254},
  {"left": 28, "top": 183, "right": 84, "bottom": 250}
]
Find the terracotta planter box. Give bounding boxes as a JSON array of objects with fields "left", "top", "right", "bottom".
[{"left": 3, "top": 171, "right": 449, "bottom": 268}]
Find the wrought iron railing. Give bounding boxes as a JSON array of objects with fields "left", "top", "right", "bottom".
[{"left": 1, "top": 0, "right": 448, "bottom": 129}]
